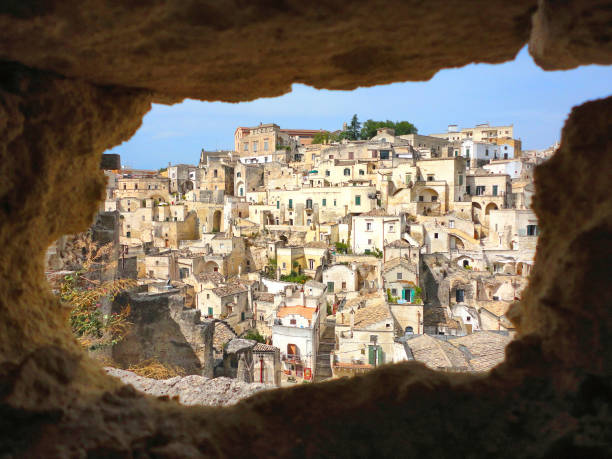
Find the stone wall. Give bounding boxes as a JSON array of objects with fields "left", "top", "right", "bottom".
[
  {"left": 0, "top": 2, "right": 611, "bottom": 457},
  {"left": 111, "top": 291, "right": 214, "bottom": 377}
]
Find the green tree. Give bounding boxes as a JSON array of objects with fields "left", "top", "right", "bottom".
[
  {"left": 346, "top": 114, "right": 361, "bottom": 140},
  {"left": 244, "top": 330, "right": 265, "bottom": 343},
  {"left": 360, "top": 119, "right": 418, "bottom": 140}
]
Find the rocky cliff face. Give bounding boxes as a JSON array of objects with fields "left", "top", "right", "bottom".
[
  {"left": 105, "top": 367, "right": 272, "bottom": 407},
  {"left": 111, "top": 292, "right": 215, "bottom": 377}
]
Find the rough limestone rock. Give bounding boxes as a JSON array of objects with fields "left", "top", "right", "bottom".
[
  {"left": 0, "top": 2, "right": 611, "bottom": 458},
  {"left": 529, "top": 0, "right": 612, "bottom": 70},
  {"left": 0, "top": 0, "right": 537, "bottom": 102},
  {"left": 105, "top": 368, "right": 271, "bottom": 407}
]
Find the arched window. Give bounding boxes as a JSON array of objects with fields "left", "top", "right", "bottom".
[
  {"left": 344, "top": 168, "right": 351, "bottom": 176},
  {"left": 237, "top": 172, "right": 241, "bottom": 177}
]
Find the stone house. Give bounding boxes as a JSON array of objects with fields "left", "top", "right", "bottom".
[
  {"left": 252, "top": 343, "right": 281, "bottom": 386},
  {"left": 333, "top": 295, "right": 396, "bottom": 376},
  {"left": 322, "top": 264, "right": 359, "bottom": 295},
  {"left": 382, "top": 257, "right": 418, "bottom": 303},
  {"left": 267, "top": 184, "right": 377, "bottom": 225},
  {"left": 384, "top": 238, "right": 420, "bottom": 265},
  {"left": 303, "top": 241, "right": 330, "bottom": 277},
  {"left": 351, "top": 210, "right": 405, "bottom": 254}
]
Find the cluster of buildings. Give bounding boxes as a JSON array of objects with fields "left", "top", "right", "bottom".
[{"left": 72, "top": 121, "right": 553, "bottom": 386}]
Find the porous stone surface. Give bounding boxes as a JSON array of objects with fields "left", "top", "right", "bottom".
[
  {"left": 105, "top": 368, "right": 271, "bottom": 406},
  {"left": 0, "top": 0, "right": 537, "bottom": 101},
  {"left": 529, "top": 0, "right": 612, "bottom": 69},
  {"left": 0, "top": 3, "right": 611, "bottom": 458}
]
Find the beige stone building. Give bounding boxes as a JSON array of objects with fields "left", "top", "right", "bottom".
[{"left": 429, "top": 123, "right": 514, "bottom": 142}]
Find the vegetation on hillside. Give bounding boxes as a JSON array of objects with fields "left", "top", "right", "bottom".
[{"left": 312, "top": 115, "right": 418, "bottom": 143}]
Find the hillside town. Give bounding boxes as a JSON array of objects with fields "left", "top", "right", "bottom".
[{"left": 47, "top": 120, "right": 554, "bottom": 392}]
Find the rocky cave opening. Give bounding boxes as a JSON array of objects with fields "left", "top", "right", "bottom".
[{"left": 0, "top": 1, "right": 611, "bottom": 457}]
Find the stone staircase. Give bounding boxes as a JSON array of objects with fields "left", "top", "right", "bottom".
[{"left": 314, "top": 318, "right": 336, "bottom": 383}]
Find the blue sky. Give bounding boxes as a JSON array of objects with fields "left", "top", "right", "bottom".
[{"left": 108, "top": 47, "right": 611, "bottom": 170}]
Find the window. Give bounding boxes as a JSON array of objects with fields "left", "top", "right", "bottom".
[
  {"left": 466, "top": 185, "right": 471, "bottom": 195},
  {"left": 344, "top": 168, "right": 351, "bottom": 176},
  {"left": 237, "top": 172, "right": 241, "bottom": 177},
  {"left": 355, "top": 195, "right": 361, "bottom": 205},
  {"left": 366, "top": 222, "right": 372, "bottom": 231},
  {"left": 419, "top": 196, "right": 424, "bottom": 202},
  {"left": 288, "top": 199, "right": 293, "bottom": 209},
  {"left": 527, "top": 224, "right": 539, "bottom": 236},
  {"left": 264, "top": 140, "right": 269, "bottom": 151},
  {"left": 367, "top": 239, "right": 372, "bottom": 245},
  {"left": 348, "top": 152, "right": 354, "bottom": 159},
  {"left": 309, "top": 259, "right": 314, "bottom": 270},
  {"left": 322, "top": 198, "right": 326, "bottom": 206},
  {"left": 466, "top": 148, "right": 470, "bottom": 155},
  {"left": 208, "top": 307, "right": 213, "bottom": 316},
  {"left": 391, "top": 289, "right": 397, "bottom": 295},
  {"left": 380, "top": 150, "right": 390, "bottom": 160},
  {"left": 134, "top": 184, "right": 138, "bottom": 190},
  {"left": 456, "top": 289, "right": 465, "bottom": 302},
  {"left": 244, "top": 143, "right": 248, "bottom": 151},
  {"left": 329, "top": 155, "right": 334, "bottom": 159},
  {"left": 476, "top": 185, "right": 485, "bottom": 196},
  {"left": 459, "top": 175, "right": 463, "bottom": 185},
  {"left": 290, "top": 319, "right": 296, "bottom": 325},
  {"left": 372, "top": 151, "right": 377, "bottom": 158},
  {"left": 427, "top": 175, "right": 434, "bottom": 181},
  {"left": 359, "top": 169, "right": 365, "bottom": 176},
  {"left": 389, "top": 225, "right": 394, "bottom": 232},
  {"left": 333, "top": 199, "right": 337, "bottom": 206},
  {"left": 431, "top": 195, "right": 438, "bottom": 202},
  {"left": 213, "top": 169, "right": 218, "bottom": 178},
  {"left": 492, "top": 185, "right": 498, "bottom": 196},
  {"left": 397, "top": 272, "right": 402, "bottom": 280},
  {"left": 253, "top": 142, "right": 258, "bottom": 152},
  {"left": 276, "top": 200, "right": 280, "bottom": 209},
  {"left": 449, "top": 220, "right": 455, "bottom": 228},
  {"left": 434, "top": 233, "right": 439, "bottom": 239},
  {"left": 485, "top": 149, "right": 489, "bottom": 156},
  {"left": 405, "top": 174, "right": 412, "bottom": 184},
  {"left": 325, "top": 170, "right": 330, "bottom": 177},
  {"left": 282, "top": 262, "right": 286, "bottom": 269},
  {"left": 341, "top": 281, "right": 347, "bottom": 290},
  {"left": 327, "top": 281, "right": 334, "bottom": 293}
]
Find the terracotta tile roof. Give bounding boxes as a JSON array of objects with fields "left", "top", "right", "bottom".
[
  {"left": 382, "top": 257, "right": 417, "bottom": 274},
  {"left": 277, "top": 306, "right": 315, "bottom": 320},
  {"left": 254, "top": 291, "right": 274, "bottom": 302},
  {"left": 253, "top": 343, "right": 278, "bottom": 353},
  {"left": 212, "top": 282, "right": 248, "bottom": 297},
  {"left": 405, "top": 335, "right": 470, "bottom": 370},
  {"left": 196, "top": 271, "right": 224, "bottom": 285},
  {"left": 338, "top": 300, "right": 391, "bottom": 329},
  {"left": 213, "top": 321, "right": 237, "bottom": 351}
]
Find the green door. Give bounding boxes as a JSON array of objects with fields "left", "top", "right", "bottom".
[
  {"left": 208, "top": 307, "right": 213, "bottom": 316},
  {"left": 377, "top": 347, "right": 385, "bottom": 365},
  {"left": 402, "top": 289, "right": 409, "bottom": 301},
  {"left": 368, "top": 345, "right": 376, "bottom": 365}
]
